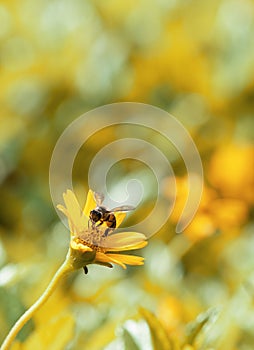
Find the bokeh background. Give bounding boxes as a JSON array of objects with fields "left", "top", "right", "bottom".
[{"left": 0, "top": 0, "right": 254, "bottom": 349}]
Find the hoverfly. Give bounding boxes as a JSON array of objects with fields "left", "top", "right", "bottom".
[{"left": 89, "top": 191, "right": 135, "bottom": 235}]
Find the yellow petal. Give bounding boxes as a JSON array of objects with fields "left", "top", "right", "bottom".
[
  {"left": 106, "top": 241, "right": 147, "bottom": 252},
  {"left": 57, "top": 204, "right": 69, "bottom": 218},
  {"left": 58, "top": 190, "right": 88, "bottom": 235},
  {"left": 114, "top": 212, "right": 127, "bottom": 227},
  {"left": 102, "top": 232, "right": 147, "bottom": 251},
  {"left": 83, "top": 189, "right": 97, "bottom": 217},
  {"left": 106, "top": 253, "right": 145, "bottom": 266},
  {"left": 63, "top": 190, "right": 82, "bottom": 223},
  {"left": 57, "top": 204, "right": 76, "bottom": 235},
  {"left": 95, "top": 252, "right": 127, "bottom": 269}
]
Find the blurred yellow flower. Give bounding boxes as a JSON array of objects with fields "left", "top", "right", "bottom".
[
  {"left": 57, "top": 190, "right": 147, "bottom": 272},
  {"left": 164, "top": 165, "right": 251, "bottom": 241},
  {"left": 209, "top": 198, "right": 249, "bottom": 231},
  {"left": 157, "top": 296, "right": 184, "bottom": 335},
  {"left": 184, "top": 213, "right": 215, "bottom": 242},
  {"left": 208, "top": 143, "right": 254, "bottom": 204},
  {"left": 182, "top": 346, "right": 195, "bottom": 350},
  {"left": 164, "top": 176, "right": 217, "bottom": 240}
]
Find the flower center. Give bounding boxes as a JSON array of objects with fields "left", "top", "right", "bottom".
[{"left": 75, "top": 228, "right": 107, "bottom": 252}]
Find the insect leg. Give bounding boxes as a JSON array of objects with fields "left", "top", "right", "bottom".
[
  {"left": 104, "top": 228, "right": 110, "bottom": 237},
  {"left": 88, "top": 219, "right": 96, "bottom": 229},
  {"left": 96, "top": 220, "right": 104, "bottom": 227}
]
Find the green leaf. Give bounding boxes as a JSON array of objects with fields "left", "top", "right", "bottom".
[
  {"left": 139, "top": 307, "right": 173, "bottom": 350},
  {"left": 185, "top": 307, "right": 220, "bottom": 345},
  {"left": 122, "top": 328, "right": 141, "bottom": 350}
]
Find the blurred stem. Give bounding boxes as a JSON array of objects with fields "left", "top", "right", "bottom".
[{"left": 1, "top": 250, "right": 74, "bottom": 350}]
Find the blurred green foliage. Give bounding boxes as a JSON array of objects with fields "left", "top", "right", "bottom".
[{"left": 0, "top": 0, "right": 254, "bottom": 349}]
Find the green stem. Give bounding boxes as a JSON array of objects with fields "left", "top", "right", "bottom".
[{"left": 1, "top": 252, "right": 74, "bottom": 350}]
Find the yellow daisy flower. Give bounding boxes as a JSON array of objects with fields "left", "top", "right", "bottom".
[{"left": 57, "top": 189, "right": 147, "bottom": 273}]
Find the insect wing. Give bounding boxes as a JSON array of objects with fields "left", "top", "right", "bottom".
[
  {"left": 110, "top": 205, "right": 135, "bottom": 212},
  {"left": 93, "top": 191, "right": 105, "bottom": 206}
]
